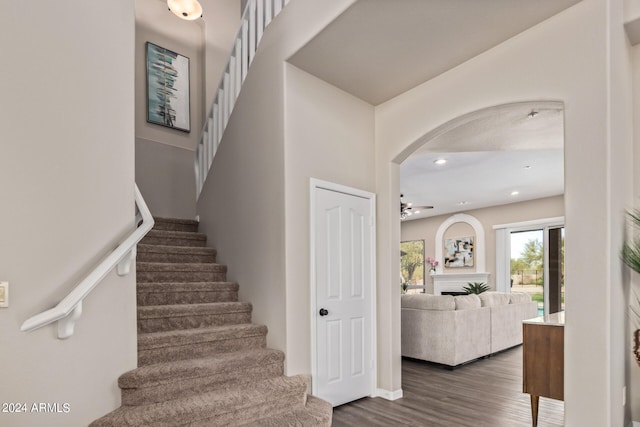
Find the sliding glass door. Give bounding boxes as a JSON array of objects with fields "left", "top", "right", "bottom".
[
  {"left": 509, "top": 226, "right": 564, "bottom": 316},
  {"left": 495, "top": 217, "right": 564, "bottom": 317}
]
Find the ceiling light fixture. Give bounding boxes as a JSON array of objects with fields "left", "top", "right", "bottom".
[
  {"left": 168, "top": 0, "right": 203, "bottom": 20},
  {"left": 434, "top": 159, "right": 447, "bottom": 165},
  {"left": 527, "top": 110, "right": 539, "bottom": 119},
  {"left": 511, "top": 191, "right": 520, "bottom": 196}
]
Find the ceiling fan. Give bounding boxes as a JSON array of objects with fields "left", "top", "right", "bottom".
[{"left": 400, "top": 194, "right": 433, "bottom": 220}]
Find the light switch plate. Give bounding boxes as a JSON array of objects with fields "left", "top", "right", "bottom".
[{"left": 0, "top": 282, "right": 8, "bottom": 308}]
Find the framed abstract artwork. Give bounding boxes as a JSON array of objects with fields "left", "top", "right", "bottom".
[
  {"left": 146, "top": 42, "right": 191, "bottom": 132},
  {"left": 444, "top": 236, "right": 474, "bottom": 268}
]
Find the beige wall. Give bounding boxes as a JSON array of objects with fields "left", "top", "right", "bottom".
[
  {"left": 401, "top": 196, "right": 564, "bottom": 294},
  {"left": 135, "top": 0, "right": 205, "bottom": 150},
  {"left": 136, "top": 138, "right": 197, "bottom": 219},
  {"left": 197, "top": 0, "right": 357, "bottom": 368},
  {"left": 376, "top": 0, "right": 633, "bottom": 424},
  {"left": 283, "top": 64, "right": 375, "bottom": 377},
  {"left": 135, "top": 0, "right": 205, "bottom": 152},
  {"left": 134, "top": 0, "right": 240, "bottom": 220},
  {"left": 0, "top": 1, "right": 137, "bottom": 426}
]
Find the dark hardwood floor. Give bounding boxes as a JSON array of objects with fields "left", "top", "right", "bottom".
[{"left": 332, "top": 346, "right": 564, "bottom": 426}]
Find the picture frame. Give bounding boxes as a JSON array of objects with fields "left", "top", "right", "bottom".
[
  {"left": 146, "top": 42, "right": 191, "bottom": 132},
  {"left": 444, "top": 236, "right": 474, "bottom": 268}
]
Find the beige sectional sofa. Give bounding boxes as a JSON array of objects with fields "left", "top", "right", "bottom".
[{"left": 401, "top": 291, "right": 538, "bottom": 367}]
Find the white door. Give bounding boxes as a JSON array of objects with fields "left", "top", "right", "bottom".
[{"left": 312, "top": 183, "right": 375, "bottom": 407}]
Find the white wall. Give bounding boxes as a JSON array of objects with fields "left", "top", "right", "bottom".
[
  {"left": 197, "top": 0, "right": 357, "bottom": 369},
  {"left": 376, "top": 0, "right": 632, "bottom": 424},
  {"left": 401, "top": 196, "right": 564, "bottom": 294},
  {"left": 0, "top": 2, "right": 137, "bottom": 426},
  {"left": 283, "top": 64, "right": 375, "bottom": 376}
]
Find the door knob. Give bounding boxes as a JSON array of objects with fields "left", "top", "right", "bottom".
[{"left": 319, "top": 308, "right": 329, "bottom": 316}]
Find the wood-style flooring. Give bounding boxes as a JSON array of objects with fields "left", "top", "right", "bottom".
[{"left": 332, "top": 346, "right": 564, "bottom": 427}]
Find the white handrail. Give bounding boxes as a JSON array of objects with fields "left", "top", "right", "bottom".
[
  {"left": 194, "top": 0, "right": 289, "bottom": 198},
  {"left": 20, "top": 184, "right": 155, "bottom": 339}
]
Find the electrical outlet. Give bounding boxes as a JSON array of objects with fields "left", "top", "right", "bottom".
[{"left": 0, "top": 282, "right": 7, "bottom": 308}]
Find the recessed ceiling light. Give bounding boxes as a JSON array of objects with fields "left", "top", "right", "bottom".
[
  {"left": 414, "top": 210, "right": 421, "bottom": 214},
  {"left": 511, "top": 191, "right": 520, "bottom": 196},
  {"left": 434, "top": 159, "right": 447, "bottom": 165},
  {"left": 458, "top": 201, "right": 468, "bottom": 205}
]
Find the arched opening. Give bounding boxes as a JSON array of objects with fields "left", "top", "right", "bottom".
[
  {"left": 398, "top": 100, "right": 564, "bottom": 295},
  {"left": 397, "top": 100, "right": 565, "bottom": 419}
]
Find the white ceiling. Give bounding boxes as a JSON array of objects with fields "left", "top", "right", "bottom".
[
  {"left": 288, "top": 0, "right": 574, "bottom": 219},
  {"left": 400, "top": 102, "right": 564, "bottom": 219}
]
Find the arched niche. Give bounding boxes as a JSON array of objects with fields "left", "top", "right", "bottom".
[{"left": 432, "top": 213, "right": 489, "bottom": 294}]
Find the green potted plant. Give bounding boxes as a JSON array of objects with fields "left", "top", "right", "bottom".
[{"left": 463, "top": 281, "right": 490, "bottom": 294}]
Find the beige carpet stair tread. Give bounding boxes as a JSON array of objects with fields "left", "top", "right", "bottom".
[
  {"left": 119, "top": 348, "right": 284, "bottom": 388},
  {"left": 137, "top": 244, "right": 217, "bottom": 263},
  {"left": 137, "top": 262, "right": 226, "bottom": 272},
  {"left": 91, "top": 216, "right": 331, "bottom": 426},
  {"left": 136, "top": 282, "right": 239, "bottom": 306},
  {"left": 137, "top": 244, "right": 216, "bottom": 254},
  {"left": 138, "top": 302, "right": 252, "bottom": 319},
  {"left": 153, "top": 217, "right": 199, "bottom": 232},
  {"left": 136, "top": 263, "right": 227, "bottom": 283},
  {"left": 141, "top": 230, "right": 207, "bottom": 247},
  {"left": 137, "top": 281, "right": 238, "bottom": 291},
  {"left": 89, "top": 375, "right": 308, "bottom": 427},
  {"left": 137, "top": 302, "right": 253, "bottom": 332},
  {"left": 138, "top": 323, "right": 267, "bottom": 349},
  {"left": 118, "top": 349, "right": 286, "bottom": 406}
]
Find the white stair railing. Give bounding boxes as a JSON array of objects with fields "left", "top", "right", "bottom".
[
  {"left": 21, "top": 185, "right": 154, "bottom": 339},
  {"left": 194, "top": 0, "right": 289, "bottom": 198}
]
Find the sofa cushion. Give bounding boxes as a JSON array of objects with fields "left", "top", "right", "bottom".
[
  {"left": 454, "top": 294, "right": 481, "bottom": 310},
  {"left": 509, "top": 292, "right": 532, "bottom": 304},
  {"left": 401, "top": 294, "right": 455, "bottom": 310},
  {"left": 479, "top": 292, "right": 511, "bottom": 307}
]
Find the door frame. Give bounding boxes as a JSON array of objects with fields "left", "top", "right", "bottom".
[{"left": 309, "top": 178, "right": 377, "bottom": 400}]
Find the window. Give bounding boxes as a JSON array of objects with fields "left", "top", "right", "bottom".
[{"left": 400, "top": 240, "right": 425, "bottom": 294}]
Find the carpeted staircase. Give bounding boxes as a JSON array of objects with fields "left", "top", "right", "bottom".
[{"left": 91, "top": 217, "right": 332, "bottom": 426}]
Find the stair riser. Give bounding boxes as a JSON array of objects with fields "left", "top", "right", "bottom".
[
  {"left": 141, "top": 236, "right": 206, "bottom": 247},
  {"left": 137, "top": 271, "right": 226, "bottom": 283},
  {"left": 137, "top": 290, "right": 238, "bottom": 306},
  {"left": 153, "top": 221, "right": 199, "bottom": 233},
  {"left": 139, "top": 336, "right": 267, "bottom": 366},
  {"left": 137, "top": 252, "right": 216, "bottom": 264},
  {"left": 138, "top": 312, "right": 252, "bottom": 333},
  {"left": 121, "top": 362, "right": 284, "bottom": 406}
]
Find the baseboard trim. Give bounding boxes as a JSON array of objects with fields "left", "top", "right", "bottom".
[{"left": 375, "top": 388, "right": 403, "bottom": 401}]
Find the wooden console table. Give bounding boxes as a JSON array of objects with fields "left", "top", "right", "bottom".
[{"left": 522, "top": 312, "right": 564, "bottom": 426}]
